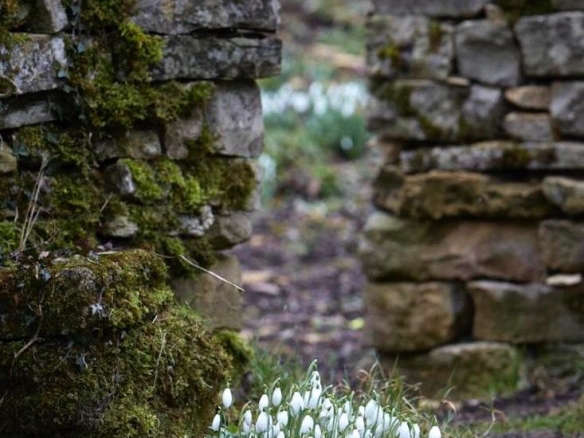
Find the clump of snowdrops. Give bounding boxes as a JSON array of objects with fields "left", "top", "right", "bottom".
[{"left": 207, "top": 362, "right": 442, "bottom": 438}]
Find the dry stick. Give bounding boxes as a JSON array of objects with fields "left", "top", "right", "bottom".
[
  {"left": 178, "top": 254, "right": 246, "bottom": 293},
  {"left": 18, "top": 157, "right": 48, "bottom": 251},
  {"left": 153, "top": 331, "right": 167, "bottom": 390}
]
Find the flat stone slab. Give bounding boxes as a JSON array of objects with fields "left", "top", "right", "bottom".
[
  {"left": 0, "top": 34, "right": 67, "bottom": 97},
  {"left": 374, "top": 167, "right": 554, "bottom": 219},
  {"left": 516, "top": 12, "right": 584, "bottom": 77},
  {"left": 132, "top": 0, "right": 279, "bottom": 34},
  {"left": 372, "top": 0, "right": 489, "bottom": 17},
  {"left": 455, "top": 19, "right": 521, "bottom": 87},
  {"left": 540, "top": 220, "right": 584, "bottom": 272},
  {"left": 367, "top": 15, "right": 454, "bottom": 80},
  {"left": 364, "top": 281, "right": 470, "bottom": 352},
  {"left": 503, "top": 112, "right": 554, "bottom": 141},
  {"left": 469, "top": 280, "right": 584, "bottom": 343},
  {"left": 543, "top": 176, "right": 584, "bottom": 215},
  {"left": 505, "top": 86, "right": 551, "bottom": 110},
  {"left": 400, "top": 141, "right": 584, "bottom": 173},
  {"left": 551, "top": 81, "right": 584, "bottom": 138},
  {"left": 207, "top": 211, "right": 253, "bottom": 250},
  {"left": 0, "top": 91, "right": 59, "bottom": 129},
  {"left": 152, "top": 36, "right": 282, "bottom": 81},
  {"left": 359, "top": 211, "right": 544, "bottom": 282}
]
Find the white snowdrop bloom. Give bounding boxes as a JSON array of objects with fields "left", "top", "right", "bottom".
[
  {"left": 364, "top": 400, "right": 378, "bottom": 425},
  {"left": 364, "top": 430, "right": 372, "bottom": 438},
  {"left": 358, "top": 406, "right": 365, "bottom": 416},
  {"left": 339, "top": 412, "right": 349, "bottom": 432},
  {"left": 412, "top": 424, "right": 420, "bottom": 438},
  {"left": 320, "top": 398, "right": 333, "bottom": 417},
  {"left": 272, "top": 422, "right": 280, "bottom": 437},
  {"left": 300, "top": 415, "right": 314, "bottom": 434},
  {"left": 327, "top": 416, "right": 335, "bottom": 432},
  {"left": 308, "top": 387, "right": 322, "bottom": 409},
  {"left": 310, "top": 371, "right": 321, "bottom": 386},
  {"left": 290, "top": 392, "right": 304, "bottom": 416},
  {"left": 351, "top": 429, "right": 360, "bottom": 438},
  {"left": 221, "top": 388, "right": 233, "bottom": 409},
  {"left": 259, "top": 394, "right": 269, "bottom": 411},
  {"left": 382, "top": 413, "right": 398, "bottom": 433},
  {"left": 277, "top": 410, "right": 289, "bottom": 427},
  {"left": 314, "top": 424, "right": 322, "bottom": 438},
  {"left": 343, "top": 401, "right": 352, "bottom": 416},
  {"left": 272, "top": 387, "right": 283, "bottom": 407},
  {"left": 210, "top": 414, "right": 221, "bottom": 431},
  {"left": 243, "top": 410, "right": 253, "bottom": 425},
  {"left": 355, "top": 416, "right": 365, "bottom": 433},
  {"left": 242, "top": 422, "right": 251, "bottom": 434},
  {"left": 256, "top": 412, "right": 269, "bottom": 433},
  {"left": 428, "top": 426, "right": 441, "bottom": 438},
  {"left": 277, "top": 431, "right": 285, "bottom": 438},
  {"left": 398, "top": 422, "right": 411, "bottom": 438}
]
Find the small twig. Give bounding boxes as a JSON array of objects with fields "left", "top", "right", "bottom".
[
  {"left": 153, "top": 331, "right": 167, "bottom": 389},
  {"left": 178, "top": 254, "right": 246, "bottom": 293},
  {"left": 99, "top": 194, "right": 113, "bottom": 215},
  {"left": 0, "top": 74, "right": 22, "bottom": 97},
  {"left": 19, "top": 156, "right": 48, "bottom": 252}
]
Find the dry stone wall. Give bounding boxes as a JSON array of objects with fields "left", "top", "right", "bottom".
[{"left": 364, "top": 0, "right": 584, "bottom": 399}]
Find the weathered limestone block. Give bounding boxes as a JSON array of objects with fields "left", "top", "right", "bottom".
[
  {"left": 543, "top": 177, "right": 584, "bottom": 215},
  {"left": 173, "top": 254, "right": 243, "bottom": 330},
  {"left": 0, "top": 35, "right": 66, "bottom": 96},
  {"left": 505, "top": 86, "right": 551, "bottom": 110},
  {"left": 0, "top": 144, "right": 17, "bottom": 174},
  {"left": 176, "top": 206, "right": 215, "bottom": 237},
  {"left": 364, "top": 282, "right": 470, "bottom": 352},
  {"left": 371, "top": 0, "right": 489, "bottom": 17},
  {"left": 359, "top": 211, "right": 544, "bottom": 282},
  {"left": 551, "top": 81, "right": 584, "bottom": 138},
  {"left": 455, "top": 20, "right": 521, "bottom": 87},
  {"left": 516, "top": 13, "right": 584, "bottom": 77},
  {"left": 95, "top": 130, "right": 162, "bottom": 162},
  {"left": 207, "top": 211, "right": 253, "bottom": 249},
  {"left": 367, "top": 15, "right": 454, "bottom": 80},
  {"left": 26, "top": 0, "right": 68, "bottom": 33},
  {"left": 206, "top": 81, "right": 264, "bottom": 158},
  {"left": 0, "top": 92, "right": 59, "bottom": 129},
  {"left": 152, "top": 36, "right": 282, "bottom": 81},
  {"left": 382, "top": 342, "right": 525, "bottom": 399},
  {"left": 105, "top": 161, "right": 137, "bottom": 197},
  {"left": 374, "top": 167, "right": 554, "bottom": 219},
  {"left": 503, "top": 112, "right": 554, "bottom": 141},
  {"left": 131, "top": 0, "right": 279, "bottom": 34},
  {"left": 370, "top": 80, "right": 503, "bottom": 142},
  {"left": 469, "top": 280, "right": 584, "bottom": 343},
  {"left": 540, "top": 220, "right": 584, "bottom": 272},
  {"left": 400, "top": 141, "right": 584, "bottom": 173}
]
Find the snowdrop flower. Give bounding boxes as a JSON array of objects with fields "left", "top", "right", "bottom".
[
  {"left": 272, "top": 387, "right": 283, "bottom": 407},
  {"left": 428, "top": 426, "right": 441, "bottom": 438},
  {"left": 256, "top": 412, "right": 269, "bottom": 433},
  {"left": 382, "top": 413, "right": 397, "bottom": 433},
  {"left": 314, "top": 424, "right": 322, "bottom": 438},
  {"left": 339, "top": 412, "right": 349, "bottom": 432},
  {"left": 320, "top": 398, "right": 333, "bottom": 418},
  {"left": 355, "top": 416, "right": 365, "bottom": 433},
  {"left": 398, "top": 422, "right": 411, "bottom": 438},
  {"left": 277, "top": 410, "right": 289, "bottom": 427},
  {"left": 351, "top": 429, "right": 360, "bottom": 438},
  {"left": 211, "top": 414, "right": 221, "bottom": 431},
  {"left": 364, "top": 430, "right": 372, "bottom": 438},
  {"left": 308, "top": 386, "right": 322, "bottom": 409},
  {"left": 277, "top": 432, "right": 285, "bottom": 438},
  {"left": 358, "top": 405, "right": 365, "bottom": 416},
  {"left": 259, "top": 394, "right": 269, "bottom": 411},
  {"left": 412, "top": 424, "right": 420, "bottom": 438},
  {"left": 364, "top": 400, "right": 379, "bottom": 425},
  {"left": 290, "top": 392, "right": 304, "bottom": 416},
  {"left": 222, "top": 388, "right": 233, "bottom": 409},
  {"left": 242, "top": 421, "right": 251, "bottom": 435},
  {"left": 310, "top": 371, "right": 321, "bottom": 387},
  {"left": 300, "top": 415, "right": 314, "bottom": 434},
  {"left": 272, "top": 422, "right": 280, "bottom": 437},
  {"left": 343, "top": 401, "right": 351, "bottom": 415},
  {"left": 326, "top": 416, "right": 335, "bottom": 432},
  {"left": 243, "top": 410, "right": 253, "bottom": 425}
]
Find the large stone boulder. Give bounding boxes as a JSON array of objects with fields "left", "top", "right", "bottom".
[
  {"left": 551, "top": 81, "right": 584, "bottom": 138},
  {"left": 469, "top": 280, "right": 584, "bottom": 343},
  {"left": 364, "top": 282, "right": 471, "bottom": 352},
  {"left": 455, "top": 19, "right": 521, "bottom": 86},
  {"left": 539, "top": 220, "right": 584, "bottom": 272},
  {"left": 359, "top": 211, "right": 544, "bottom": 282}
]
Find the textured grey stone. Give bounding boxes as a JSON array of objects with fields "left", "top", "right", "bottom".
[
  {"left": 374, "top": 168, "right": 554, "bottom": 219},
  {"left": 359, "top": 211, "right": 544, "bottom": 282},
  {"left": 469, "top": 280, "right": 584, "bottom": 343},
  {"left": 95, "top": 131, "right": 162, "bottom": 162},
  {"left": 164, "top": 106, "right": 203, "bottom": 160},
  {"left": 207, "top": 211, "right": 253, "bottom": 249},
  {"left": 370, "top": 80, "right": 503, "bottom": 142},
  {"left": 176, "top": 206, "right": 215, "bottom": 237},
  {"left": 0, "top": 92, "right": 58, "bottom": 129},
  {"left": 516, "top": 13, "right": 584, "bottom": 77},
  {"left": 206, "top": 81, "right": 264, "bottom": 158},
  {"left": 372, "top": 0, "right": 489, "bottom": 17},
  {"left": 456, "top": 20, "right": 521, "bottom": 86},
  {"left": 505, "top": 86, "right": 551, "bottom": 110},
  {"left": 0, "top": 144, "right": 17, "bottom": 174},
  {"left": 503, "top": 112, "right": 554, "bottom": 141},
  {"left": 0, "top": 35, "right": 66, "bottom": 96},
  {"left": 26, "top": 0, "right": 68, "bottom": 33},
  {"left": 132, "top": 0, "right": 279, "bottom": 34},
  {"left": 367, "top": 15, "right": 454, "bottom": 80},
  {"left": 152, "top": 36, "right": 282, "bottom": 81},
  {"left": 105, "top": 162, "right": 136, "bottom": 197},
  {"left": 551, "top": 81, "right": 584, "bottom": 138},
  {"left": 365, "top": 282, "right": 470, "bottom": 352},
  {"left": 101, "top": 216, "right": 139, "bottom": 239},
  {"left": 543, "top": 176, "right": 584, "bottom": 215},
  {"left": 540, "top": 220, "right": 584, "bottom": 272},
  {"left": 400, "top": 141, "right": 584, "bottom": 173},
  {"left": 553, "top": 0, "right": 584, "bottom": 10}
]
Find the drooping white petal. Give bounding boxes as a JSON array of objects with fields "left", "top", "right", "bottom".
[
  {"left": 272, "top": 387, "right": 283, "bottom": 407},
  {"left": 300, "top": 415, "right": 314, "bottom": 434},
  {"left": 277, "top": 431, "right": 285, "bottom": 438},
  {"left": 428, "top": 426, "right": 441, "bottom": 438},
  {"left": 243, "top": 410, "right": 253, "bottom": 426},
  {"left": 355, "top": 416, "right": 365, "bottom": 432},
  {"left": 314, "top": 424, "right": 322, "bottom": 438},
  {"left": 398, "top": 422, "right": 411, "bottom": 438},
  {"left": 412, "top": 423, "right": 420, "bottom": 438},
  {"left": 259, "top": 394, "right": 269, "bottom": 411},
  {"left": 277, "top": 410, "right": 289, "bottom": 426},
  {"left": 256, "top": 412, "right": 269, "bottom": 433},
  {"left": 339, "top": 413, "right": 349, "bottom": 432},
  {"left": 290, "top": 392, "right": 305, "bottom": 416},
  {"left": 210, "top": 414, "right": 221, "bottom": 431},
  {"left": 222, "top": 388, "right": 233, "bottom": 409},
  {"left": 308, "top": 387, "right": 322, "bottom": 409},
  {"left": 351, "top": 429, "right": 361, "bottom": 438},
  {"left": 364, "top": 400, "right": 378, "bottom": 425}
]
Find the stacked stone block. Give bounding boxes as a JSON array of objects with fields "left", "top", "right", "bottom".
[{"left": 363, "top": 0, "right": 584, "bottom": 398}]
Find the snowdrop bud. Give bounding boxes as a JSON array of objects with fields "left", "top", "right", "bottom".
[
  {"left": 290, "top": 392, "right": 304, "bottom": 416},
  {"left": 398, "top": 422, "right": 411, "bottom": 438},
  {"left": 327, "top": 416, "right": 335, "bottom": 432},
  {"left": 272, "top": 422, "right": 280, "bottom": 437},
  {"left": 272, "top": 387, "right": 283, "bottom": 407},
  {"left": 351, "top": 429, "right": 360, "bottom": 438},
  {"left": 308, "top": 387, "right": 322, "bottom": 409},
  {"left": 364, "top": 400, "right": 378, "bottom": 425},
  {"left": 339, "top": 413, "right": 349, "bottom": 432},
  {"left": 428, "top": 426, "right": 441, "bottom": 438},
  {"left": 412, "top": 424, "right": 420, "bottom": 438},
  {"left": 210, "top": 414, "right": 221, "bottom": 431},
  {"left": 356, "top": 416, "right": 365, "bottom": 432},
  {"left": 243, "top": 410, "right": 253, "bottom": 426},
  {"left": 300, "top": 415, "right": 314, "bottom": 434},
  {"left": 277, "top": 431, "right": 285, "bottom": 438},
  {"left": 277, "top": 410, "right": 289, "bottom": 426},
  {"left": 222, "top": 388, "right": 233, "bottom": 409},
  {"left": 256, "top": 412, "right": 269, "bottom": 433},
  {"left": 315, "top": 424, "right": 322, "bottom": 438},
  {"left": 310, "top": 371, "right": 321, "bottom": 387},
  {"left": 259, "top": 394, "right": 269, "bottom": 411},
  {"left": 320, "top": 398, "right": 333, "bottom": 418}
]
